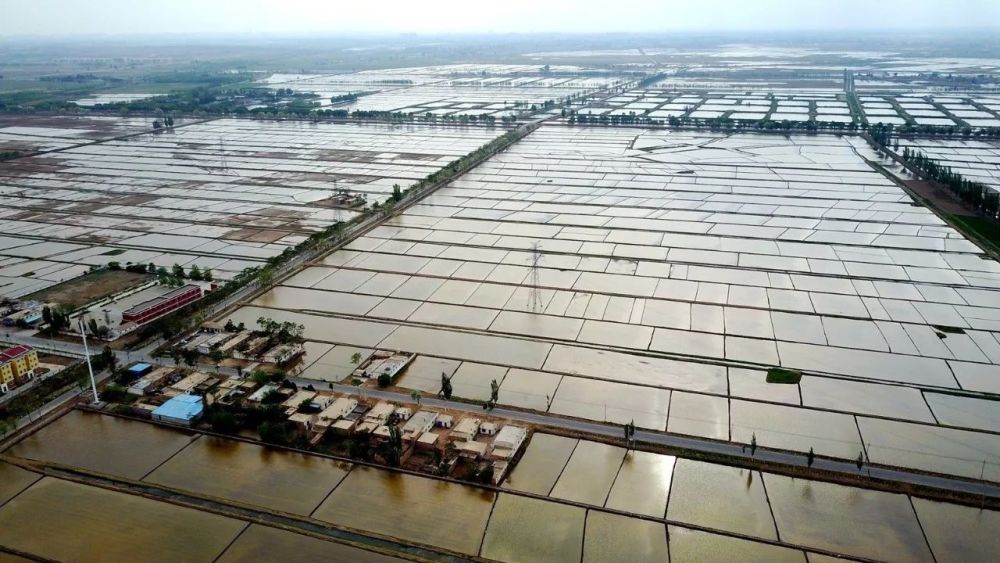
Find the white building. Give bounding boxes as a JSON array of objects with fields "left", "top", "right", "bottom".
[
  {"left": 318, "top": 397, "right": 359, "bottom": 425},
  {"left": 365, "top": 401, "right": 396, "bottom": 424},
  {"left": 401, "top": 410, "right": 438, "bottom": 440},
  {"left": 491, "top": 425, "right": 528, "bottom": 460},
  {"left": 451, "top": 417, "right": 481, "bottom": 442}
]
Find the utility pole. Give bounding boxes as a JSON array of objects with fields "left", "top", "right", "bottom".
[
  {"left": 982, "top": 460, "right": 988, "bottom": 509},
  {"left": 219, "top": 137, "right": 228, "bottom": 172},
  {"left": 78, "top": 318, "right": 99, "bottom": 403},
  {"left": 529, "top": 242, "right": 543, "bottom": 313}
]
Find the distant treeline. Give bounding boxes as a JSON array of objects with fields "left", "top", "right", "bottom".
[
  {"left": 39, "top": 73, "right": 123, "bottom": 84},
  {"left": 569, "top": 111, "right": 856, "bottom": 131},
  {"left": 316, "top": 109, "right": 508, "bottom": 125},
  {"left": 92, "top": 87, "right": 317, "bottom": 114}
]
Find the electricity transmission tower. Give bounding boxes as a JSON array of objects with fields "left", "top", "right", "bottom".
[
  {"left": 219, "top": 137, "right": 229, "bottom": 171},
  {"left": 529, "top": 242, "right": 543, "bottom": 313}
]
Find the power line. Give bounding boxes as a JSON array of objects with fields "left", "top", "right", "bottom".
[
  {"left": 219, "top": 137, "right": 228, "bottom": 171},
  {"left": 529, "top": 242, "right": 543, "bottom": 313}
]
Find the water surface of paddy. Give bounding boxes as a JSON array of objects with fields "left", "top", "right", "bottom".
[
  {"left": 145, "top": 436, "right": 351, "bottom": 515},
  {"left": 0, "top": 478, "right": 245, "bottom": 562},
  {"left": 8, "top": 410, "right": 195, "bottom": 480},
  {"left": 911, "top": 497, "right": 1000, "bottom": 563},
  {"left": 549, "top": 439, "right": 626, "bottom": 505},
  {"left": 604, "top": 450, "right": 675, "bottom": 517},
  {"left": 0, "top": 462, "right": 40, "bottom": 506},
  {"left": 764, "top": 473, "right": 934, "bottom": 562},
  {"left": 666, "top": 458, "right": 777, "bottom": 540},
  {"left": 216, "top": 523, "right": 407, "bottom": 563},
  {"left": 583, "top": 511, "right": 667, "bottom": 562},
  {"left": 312, "top": 466, "right": 494, "bottom": 555},
  {"left": 501, "top": 433, "right": 578, "bottom": 495},
  {"left": 480, "top": 493, "right": 585, "bottom": 563},
  {"left": 667, "top": 526, "right": 806, "bottom": 563}
]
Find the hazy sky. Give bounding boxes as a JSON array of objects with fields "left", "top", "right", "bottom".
[{"left": 2, "top": 0, "right": 997, "bottom": 36}]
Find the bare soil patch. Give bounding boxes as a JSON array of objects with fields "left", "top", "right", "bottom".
[
  {"left": 27, "top": 269, "right": 150, "bottom": 308},
  {"left": 903, "top": 179, "right": 975, "bottom": 216}
]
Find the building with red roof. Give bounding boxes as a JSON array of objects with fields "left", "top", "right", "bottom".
[{"left": 0, "top": 344, "right": 38, "bottom": 393}]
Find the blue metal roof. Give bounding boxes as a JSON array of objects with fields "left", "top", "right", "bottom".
[
  {"left": 128, "top": 363, "right": 152, "bottom": 373},
  {"left": 152, "top": 394, "right": 203, "bottom": 421}
]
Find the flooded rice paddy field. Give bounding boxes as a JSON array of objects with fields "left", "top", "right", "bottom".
[
  {"left": 577, "top": 87, "right": 1000, "bottom": 129},
  {"left": 0, "top": 114, "right": 160, "bottom": 153},
  {"left": 897, "top": 137, "right": 1000, "bottom": 193},
  {"left": 265, "top": 65, "right": 620, "bottom": 116},
  {"left": 0, "top": 119, "right": 504, "bottom": 297},
  {"left": 215, "top": 524, "right": 407, "bottom": 563},
  {"left": 579, "top": 88, "right": 857, "bottom": 124},
  {"left": 0, "top": 466, "right": 405, "bottom": 562},
  {"left": 861, "top": 94, "right": 1000, "bottom": 129},
  {"left": 3, "top": 412, "right": 998, "bottom": 562},
  {"left": 504, "top": 433, "right": 994, "bottom": 563},
  {"left": 225, "top": 125, "right": 1000, "bottom": 481},
  {"left": 0, "top": 476, "right": 248, "bottom": 562}
]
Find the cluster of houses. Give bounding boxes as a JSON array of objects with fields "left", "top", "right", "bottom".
[
  {"left": 183, "top": 325, "right": 304, "bottom": 369},
  {"left": 116, "top": 359, "right": 528, "bottom": 483},
  {"left": 1, "top": 300, "right": 49, "bottom": 329},
  {"left": 282, "top": 391, "right": 528, "bottom": 483},
  {"left": 123, "top": 363, "right": 223, "bottom": 415}
]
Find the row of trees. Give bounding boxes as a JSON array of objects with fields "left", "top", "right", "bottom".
[
  {"left": 314, "top": 108, "right": 507, "bottom": 126},
  {"left": 255, "top": 315, "right": 305, "bottom": 345},
  {"left": 875, "top": 123, "right": 1000, "bottom": 139},
  {"left": 569, "top": 110, "right": 864, "bottom": 132},
  {"left": 91, "top": 85, "right": 308, "bottom": 115},
  {"left": 571, "top": 110, "right": 999, "bottom": 138},
  {"left": 40, "top": 305, "right": 73, "bottom": 336},
  {"left": 329, "top": 92, "right": 360, "bottom": 104},
  {"left": 151, "top": 116, "right": 175, "bottom": 129},
  {"left": 107, "top": 261, "right": 213, "bottom": 283},
  {"left": 901, "top": 147, "right": 1000, "bottom": 219}
]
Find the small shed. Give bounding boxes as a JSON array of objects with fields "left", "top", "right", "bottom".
[
  {"left": 332, "top": 419, "right": 357, "bottom": 433},
  {"left": 401, "top": 410, "right": 438, "bottom": 440},
  {"left": 167, "top": 371, "right": 211, "bottom": 395},
  {"left": 201, "top": 321, "right": 226, "bottom": 333},
  {"left": 451, "top": 417, "right": 481, "bottom": 442},
  {"left": 127, "top": 363, "right": 152, "bottom": 378},
  {"left": 491, "top": 425, "right": 528, "bottom": 460},
  {"left": 480, "top": 422, "right": 498, "bottom": 436},
  {"left": 248, "top": 384, "right": 278, "bottom": 403},
  {"left": 355, "top": 420, "right": 379, "bottom": 434},
  {"left": 282, "top": 390, "right": 317, "bottom": 415},
  {"left": 318, "top": 397, "right": 359, "bottom": 423},
  {"left": 364, "top": 401, "right": 395, "bottom": 424},
  {"left": 494, "top": 425, "right": 527, "bottom": 450},
  {"left": 151, "top": 394, "right": 203, "bottom": 426},
  {"left": 126, "top": 366, "right": 172, "bottom": 396},
  {"left": 417, "top": 432, "right": 440, "bottom": 450},
  {"left": 456, "top": 440, "right": 488, "bottom": 458},
  {"left": 288, "top": 412, "right": 316, "bottom": 431}
]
